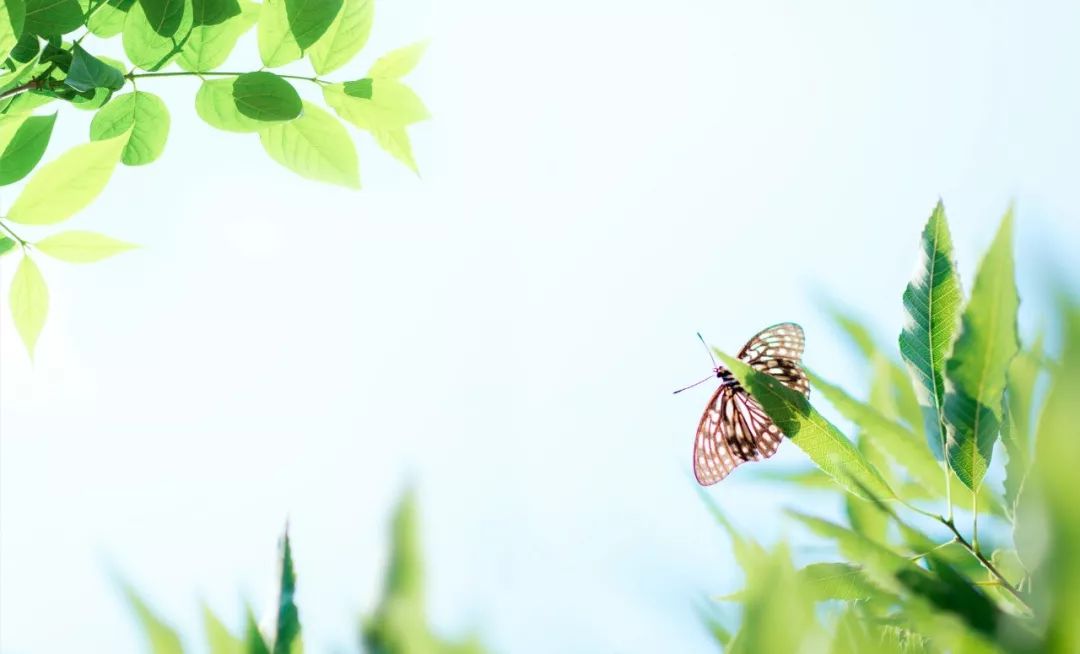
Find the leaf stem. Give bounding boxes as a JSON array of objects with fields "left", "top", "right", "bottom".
[
  {"left": 0, "top": 219, "right": 28, "bottom": 247},
  {"left": 938, "top": 516, "right": 1025, "bottom": 607}
]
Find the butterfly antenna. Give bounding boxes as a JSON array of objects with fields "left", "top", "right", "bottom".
[
  {"left": 673, "top": 374, "right": 714, "bottom": 395},
  {"left": 697, "top": 332, "right": 718, "bottom": 368}
]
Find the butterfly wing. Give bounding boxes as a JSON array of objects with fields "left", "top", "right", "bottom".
[
  {"left": 738, "top": 322, "right": 810, "bottom": 397},
  {"left": 693, "top": 384, "right": 743, "bottom": 485}
]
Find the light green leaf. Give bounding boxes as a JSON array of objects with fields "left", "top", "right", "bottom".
[
  {"left": 258, "top": 101, "right": 359, "bottom": 188},
  {"left": 899, "top": 200, "right": 963, "bottom": 460},
  {"left": 0, "top": 112, "right": 56, "bottom": 185},
  {"left": 90, "top": 91, "right": 170, "bottom": 165},
  {"left": 124, "top": 585, "right": 185, "bottom": 654},
  {"left": 372, "top": 128, "right": 418, "bottom": 174},
  {"left": 369, "top": 40, "right": 429, "bottom": 79},
  {"left": 944, "top": 209, "right": 1020, "bottom": 491},
  {"left": 0, "top": 236, "right": 16, "bottom": 256},
  {"left": 204, "top": 605, "right": 243, "bottom": 654},
  {"left": 9, "top": 254, "right": 48, "bottom": 355},
  {"left": 123, "top": 0, "right": 193, "bottom": 71},
  {"left": 715, "top": 352, "right": 894, "bottom": 500},
  {"left": 65, "top": 44, "right": 127, "bottom": 92},
  {"left": 6, "top": 133, "right": 127, "bottom": 225},
  {"left": 0, "top": 0, "right": 25, "bottom": 59},
  {"left": 830, "top": 607, "right": 888, "bottom": 654},
  {"left": 35, "top": 230, "right": 137, "bottom": 262},
  {"left": 179, "top": 0, "right": 258, "bottom": 71},
  {"left": 284, "top": 0, "right": 340, "bottom": 49},
  {"left": 87, "top": 0, "right": 135, "bottom": 37},
  {"left": 1002, "top": 334, "right": 1044, "bottom": 515},
  {"left": 799, "top": 562, "right": 888, "bottom": 602},
  {"left": 256, "top": 0, "right": 300, "bottom": 67},
  {"left": 323, "top": 79, "right": 430, "bottom": 131},
  {"left": 307, "top": 0, "right": 372, "bottom": 75},
  {"left": 233, "top": 71, "right": 301, "bottom": 121},
  {"left": 24, "top": 0, "right": 82, "bottom": 36},
  {"left": 270, "top": 528, "right": 301, "bottom": 654},
  {"left": 726, "top": 544, "right": 820, "bottom": 654},
  {"left": 194, "top": 78, "right": 262, "bottom": 132},
  {"left": 786, "top": 511, "right": 914, "bottom": 594}
]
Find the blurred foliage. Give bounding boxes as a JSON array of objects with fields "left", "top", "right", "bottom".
[
  {"left": 705, "top": 203, "right": 1078, "bottom": 654},
  {"left": 122, "top": 490, "right": 488, "bottom": 654}
]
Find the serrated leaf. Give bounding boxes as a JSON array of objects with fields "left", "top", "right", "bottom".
[
  {"left": 90, "top": 91, "right": 170, "bottom": 165},
  {"left": 35, "top": 230, "right": 137, "bottom": 262},
  {"left": 372, "top": 128, "right": 418, "bottom": 174},
  {"left": 369, "top": 40, "right": 428, "bottom": 79},
  {"left": 715, "top": 352, "right": 894, "bottom": 500},
  {"left": 194, "top": 78, "right": 261, "bottom": 132},
  {"left": 307, "top": 0, "right": 372, "bottom": 75},
  {"left": 323, "top": 79, "right": 429, "bottom": 131},
  {"left": 0, "top": 112, "right": 56, "bottom": 185},
  {"left": 899, "top": 200, "right": 963, "bottom": 460},
  {"left": 123, "top": 0, "right": 192, "bottom": 71},
  {"left": 944, "top": 209, "right": 1020, "bottom": 491},
  {"left": 284, "top": 0, "right": 340, "bottom": 49},
  {"left": 65, "top": 44, "right": 126, "bottom": 92},
  {"left": 799, "top": 562, "right": 888, "bottom": 602},
  {"left": 258, "top": 101, "right": 359, "bottom": 188},
  {"left": 8, "top": 254, "right": 48, "bottom": 355},
  {"left": 87, "top": 0, "right": 136, "bottom": 38},
  {"left": 256, "top": 0, "right": 300, "bottom": 67},
  {"left": 204, "top": 605, "right": 243, "bottom": 654},
  {"left": 179, "top": 0, "right": 257, "bottom": 71},
  {"left": 786, "top": 511, "right": 914, "bottom": 594},
  {"left": 232, "top": 71, "right": 301, "bottom": 121},
  {"left": 1, "top": 0, "right": 25, "bottom": 59},
  {"left": 123, "top": 585, "right": 185, "bottom": 654},
  {"left": 24, "top": 0, "right": 83, "bottom": 36},
  {"left": 6, "top": 133, "right": 127, "bottom": 225}
]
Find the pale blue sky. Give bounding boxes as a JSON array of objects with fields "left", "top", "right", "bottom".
[{"left": 2, "top": 0, "right": 1079, "bottom": 652}]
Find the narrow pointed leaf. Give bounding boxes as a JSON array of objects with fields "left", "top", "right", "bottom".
[
  {"left": 716, "top": 352, "right": 894, "bottom": 500},
  {"left": 271, "top": 528, "right": 300, "bottom": 654},
  {"left": 899, "top": 201, "right": 963, "bottom": 459},
  {"left": 798, "top": 562, "right": 888, "bottom": 602},
  {"left": 243, "top": 607, "right": 271, "bottom": 654},
  {"left": 1002, "top": 334, "right": 1044, "bottom": 514},
  {"left": 35, "top": 230, "right": 137, "bottom": 262},
  {"left": 944, "top": 209, "right": 1020, "bottom": 491},
  {"left": 372, "top": 128, "right": 418, "bottom": 174},
  {"left": 123, "top": 585, "right": 185, "bottom": 654},
  {"left": 368, "top": 40, "right": 429, "bottom": 79},
  {"left": 204, "top": 605, "right": 244, "bottom": 654},
  {"left": 9, "top": 254, "right": 48, "bottom": 355}
]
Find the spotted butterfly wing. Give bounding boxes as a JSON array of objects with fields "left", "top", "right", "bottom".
[{"left": 692, "top": 323, "right": 810, "bottom": 486}]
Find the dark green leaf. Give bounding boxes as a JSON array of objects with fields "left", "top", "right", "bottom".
[
  {"left": 138, "top": 0, "right": 186, "bottom": 36},
  {"left": 232, "top": 71, "right": 301, "bottom": 121},
  {"left": 284, "top": 0, "right": 342, "bottom": 49},
  {"left": 899, "top": 200, "right": 963, "bottom": 460},
  {"left": 65, "top": 44, "right": 126, "bottom": 92},
  {"left": 271, "top": 527, "right": 300, "bottom": 654},
  {"left": 0, "top": 236, "right": 16, "bottom": 256},
  {"left": 123, "top": 0, "right": 192, "bottom": 71},
  {"left": 0, "top": 112, "right": 56, "bottom": 185},
  {"left": 3, "top": 0, "right": 26, "bottom": 50},
  {"left": 895, "top": 555, "right": 1000, "bottom": 639},
  {"left": 192, "top": 0, "right": 240, "bottom": 26},
  {"left": 944, "top": 209, "right": 1020, "bottom": 491},
  {"left": 23, "top": 0, "right": 82, "bottom": 36},
  {"left": 243, "top": 607, "right": 271, "bottom": 654},
  {"left": 10, "top": 33, "right": 40, "bottom": 62},
  {"left": 342, "top": 77, "right": 371, "bottom": 99}
]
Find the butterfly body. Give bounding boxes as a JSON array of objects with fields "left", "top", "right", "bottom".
[{"left": 691, "top": 323, "right": 809, "bottom": 486}]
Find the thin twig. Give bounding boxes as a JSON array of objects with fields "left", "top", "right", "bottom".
[{"left": 939, "top": 517, "right": 1026, "bottom": 605}]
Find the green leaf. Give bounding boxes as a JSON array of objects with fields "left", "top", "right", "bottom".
[
  {"left": 87, "top": 0, "right": 136, "bottom": 38},
  {"left": 368, "top": 40, "right": 429, "bottom": 79},
  {"left": 830, "top": 607, "right": 884, "bottom": 654},
  {"left": 798, "top": 562, "right": 888, "bottom": 602},
  {"left": 256, "top": 0, "right": 300, "bottom": 67},
  {"left": 944, "top": 209, "right": 1020, "bottom": 491},
  {"left": 0, "top": 236, "right": 16, "bottom": 256},
  {"left": 895, "top": 555, "right": 1001, "bottom": 640},
  {"left": 323, "top": 79, "right": 430, "bottom": 131},
  {"left": 899, "top": 200, "right": 963, "bottom": 459},
  {"left": 232, "top": 71, "right": 301, "bottom": 121},
  {"left": 0, "top": 0, "right": 25, "bottom": 59},
  {"left": 6, "top": 133, "right": 126, "bottom": 225},
  {"left": 123, "top": 0, "right": 193, "bottom": 71},
  {"left": 179, "top": 0, "right": 257, "bottom": 71},
  {"left": 24, "top": 0, "right": 82, "bottom": 36},
  {"left": 90, "top": 91, "right": 170, "bottom": 165},
  {"left": 138, "top": 0, "right": 186, "bottom": 36},
  {"left": 192, "top": 0, "right": 239, "bottom": 26},
  {"left": 204, "top": 605, "right": 243, "bottom": 654},
  {"left": 1002, "top": 334, "right": 1044, "bottom": 515},
  {"left": 65, "top": 44, "right": 126, "bottom": 92},
  {"left": 8, "top": 32, "right": 38, "bottom": 63},
  {"left": 372, "top": 128, "right": 418, "bottom": 174},
  {"left": 9, "top": 254, "right": 48, "bottom": 356},
  {"left": 243, "top": 607, "right": 271, "bottom": 654},
  {"left": 284, "top": 0, "right": 340, "bottom": 49},
  {"left": 258, "top": 101, "right": 359, "bottom": 188},
  {"left": 194, "top": 77, "right": 262, "bottom": 132},
  {"left": 726, "top": 544, "right": 819, "bottom": 654},
  {"left": 306, "top": 0, "right": 372, "bottom": 75},
  {"left": 124, "top": 585, "right": 185, "bottom": 654},
  {"left": 748, "top": 466, "right": 837, "bottom": 490},
  {"left": 0, "top": 112, "right": 56, "bottom": 185},
  {"left": 35, "top": 230, "right": 137, "bottom": 262},
  {"left": 715, "top": 351, "right": 894, "bottom": 500},
  {"left": 270, "top": 528, "right": 301, "bottom": 654}
]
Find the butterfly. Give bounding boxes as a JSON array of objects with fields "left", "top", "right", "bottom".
[{"left": 676, "top": 323, "right": 810, "bottom": 486}]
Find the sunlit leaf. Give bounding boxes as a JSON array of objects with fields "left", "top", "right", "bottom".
[
  {"left": 0, "top": 112, "right": 56, "bottom": 185},
  {"left": 716, "top": 352, "right": 894, "bottom": 500},
  {"left": 24, "top": 0, "right": 82, "bottom": 36},
  {"left": 123, "top": 0, "right": 192, "bottom": 70},
  {"left": 8, "top": 253, "right": 48, "bottom": 355},
  {"left": 194, "top": 77, "right": 262, "bottom": 132},
  {"left": 232, "top": 72, "right": 301, "bottom": 121},
  {"left": 307, "top": 0, "right": 372, "bottom": 75},
  {"left": 6, "top": 133, "right": 127, "bottom": 225},
  {"left": 0, "top": 0, "right": 24, "bottom": 58},
  {"left": 123, "top": 585, "right": 185, "bottom": 654},
  {"left": 368, "top": 40, "right": 429, "bottom": 79},
  {"left": 204, "top": 604, "right": 243, "bottom": 654},
  {"left": 726, "top": 544, "right": 820, "bottom": 654},
  {"left": 87, "top": 0, "right": 135, "bottom": 37},
  {"left": 256, "top": 0, "right": 300, "bottom": 67},
  {"left": 830, "top": 607, "right": 885, "bottom": 654},
  {"left": 798, "top": 562, "right": 889, "bottom": 602},
  {"left": 1002, "top": 333, "right": 1044, "bottom": 515},
  {"left": 90, "top": 91, "right": 170, "bottom": 165},
  {"left": 179, "top": 0, "right": 258, "bottom": 71},
  {"left": 372, "top": 128, "right": 418, "bottom": 174},
  {"left": 899, "top": 200, "right": 963, "bottom": 460},
  {"left": 323, "top": 79, "right": 430, "bottom": 131},
  {"left": 35, "top": 230, "right": 137, "bottom": 262},
  {"left": 786, "top": 510, "right": 912, "bottom": 594},
  {"left": 258, "top": 101, "right": 359, "bottom": 188},
  {"left": 284, "top": 0, "right": 340, "bottom": 49},
  {"left": 944, "top": 209, "right": 1019, "bottom": 491}
]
